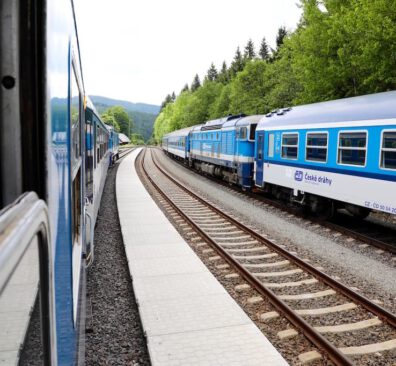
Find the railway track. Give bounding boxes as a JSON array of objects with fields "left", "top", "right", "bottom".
[
  {"left": 138, "top": 147, "right": 396, "bottom": 365},
  {"left": 154, "top": 147, "right": 396, "bottom": 255},
  {"left": 117, "top": 146, "right": 135, "bottom": 160}
]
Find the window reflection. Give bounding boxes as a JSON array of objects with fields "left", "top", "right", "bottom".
[{"left": 0, "top": 237, "right": 42, "bottom": 365}]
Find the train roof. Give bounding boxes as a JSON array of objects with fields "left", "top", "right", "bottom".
[
  {"left": 223, "top": 114, "right": 262, "bottom": 128},
  {"left": 85, "top": 96, "right": 100, "bottom": 117},
  {"left": 191, "top": 124, "right": 204, "bottom": 132},
  {"left": 202, "top": 114, "right": 247, "bottom": 130},
  {"left": 256, "top": 91, "right": 396, "bottom": 131},
  {"left": 119, "top": 133, "right": 130, "bottom": 143},
  {"left": 163, "top": 125, "right": 196, "bottom": 138}
]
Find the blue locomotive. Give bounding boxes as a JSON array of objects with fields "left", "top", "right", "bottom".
[
  {"left": 0, "top": 1, "right": 117, "bottom": 364},
  {"left": 163, "top": 91, "right": 396, "bottom": 218}
]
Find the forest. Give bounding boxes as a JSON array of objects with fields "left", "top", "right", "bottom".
[
  {"left": 153, "top": 0, "right": 396, "bottom": 142},
  {"left": 92, "top": 96, "right": 159, "bottom": 143}
]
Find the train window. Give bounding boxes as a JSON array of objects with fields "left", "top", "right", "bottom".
[
  {"left": 249, "top": 124, "right": 257, "bottom": 141},
  {"left": 258, "top": 135, "right": 264, "bottom": 160},
  {"left": 380, "top": 131, "right": 396, "bottom": 170},
  {"left": 70, "top": 66, "right": 81, "bottom": 164},
  {"left": 268, "top": 134, "right": 275, "bottom": 158},
  {"left": 72, "top": 171, "right": 81, "bottom": 241},
  {"left": 239, "top": 127, "right": 247, "bottom": 140},
  {"left": 338, "top": 131, "right": 367, "bottom": 166},
  {"left": 281, "top": 133, "right": 298, "bottom": 159},
  {"left": 306, "top": 132, "right": 328, "bottom": 162}
]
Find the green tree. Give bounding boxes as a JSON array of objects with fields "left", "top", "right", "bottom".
[
  {"left": 130, "top": 133, "right": 145, "bottom": 145},
  {"left": 259, "top": 37, "right": 270, "bottom": 61},
  {"left": 276, "top": 26, "right": 288, "bottom": 49},
  {"left": 206, "top": 63, "right": 218, "bottom": 81},
  {"left": 230, "top": 47, "right": 245, "bottom": 77},
  {"left": 288, "top": 0, "right": 396, "bottom": 103},
  {"left": 160, "top": 94, "right": 173, "bottom": 111},
  {"left": 271, "top": 26, "right": 288, "bottom": 61},
  {"left": 181, "top": 83, "right": 189, "bottom": 93},
  {"left": 102, "top": 106, "right": 132, "bottom": 137},
  {"left": 244, "top": 39, "right": 256, "bottom": 60},
  {"left": 191, "top": 74, "right": 201, "bottom": 91},
  {"left": 217, "top": 61, "right": 229, "bottom": 84},
  {"left": 229, "top": 60, "right": 269, "bottom": 114},
  {"left": 187, "top": 81, "right": 223, "bottom": 124},
  {"left": 209, "top": 84, "right": 231, "bottom": 118},
  {"left": 101, "top": 112, "right": 120, "bottom": 132},
  {"left": 263, "top": 45, "right": 302, "bottom": 110}
]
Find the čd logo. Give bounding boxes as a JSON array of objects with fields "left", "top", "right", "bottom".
[{"left": 294, "top": 170, "right": 303, "bottom": 181}]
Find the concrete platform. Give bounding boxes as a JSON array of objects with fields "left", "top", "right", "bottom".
[{"left": 116, "top": 148, "right": 289, "bottom": 366}]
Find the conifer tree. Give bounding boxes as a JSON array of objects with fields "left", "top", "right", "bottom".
[
  {"left": 206, "top": 63, "right": 218, "bottom": 81},
  {"left": 181, "top": 84, "right": 189, "bottom": 93},
  {"left": 217, "top": 61, "right": 229, "bottom": 84},
  {"left": 160, "top": 94, "right": 173, "bottom": 111},
  {"left": 244, "top": 39, "right": 256, "bottom": 59},
  {"left": 259, "top": 37, "right": 270, "bottom": 60},
  {"left": 276, "top": 26, "right": 288, "bottom": 50},
  {"left": 230, "top": 47, "right": 245, "bottom": 76},
  {"left": 271, "top": 27, "right": 288, "bottom": 62},
  {"left": 171, "top": 91, "right": 176, "bottom": 101},
  {"left": 191, "top": 74, "right": 201, "bottom": 92}
]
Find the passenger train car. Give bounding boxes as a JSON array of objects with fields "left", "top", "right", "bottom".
[
  {"left": 109, "top": 126, "right": 120, "bottom": 163},
  {"left": 162, "top": 126, "right": 193, "bottom": 160},
  {"left": 0, "top": 1, "right": 115, "bottom": 365},
  {"left": 162, "top": 91, "right": 396, "bottom": 218},
  {"left": 255, "top": 92, "right": 396, "bottom": 218}
]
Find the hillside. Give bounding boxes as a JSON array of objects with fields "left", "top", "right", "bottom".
[
  {"left": 91, "top": 95, "right": 160, "bottom": 115},
  {"left": 91, "top": 95, "right": 159, "bottom": 142}
]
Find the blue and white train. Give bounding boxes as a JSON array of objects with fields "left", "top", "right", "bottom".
[
  {"left": 0, "top": 1, "right": 118, "bottom": 365},
  {"left": 162, "top": 91, "right": 396, "bottom": 219}
]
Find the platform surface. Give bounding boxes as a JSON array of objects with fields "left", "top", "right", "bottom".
[{"left": 116, "top": 148, "right": 289, "bottom": 366}]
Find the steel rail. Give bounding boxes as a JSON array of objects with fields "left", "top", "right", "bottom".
[{"left": 139, "top": 148, "right": 353, "bottom": 366}]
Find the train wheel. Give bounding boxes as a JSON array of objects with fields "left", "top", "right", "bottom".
[
  {"left": 310, "top": 198, "right": 335, "bottom": 220},
  {"left": 353, "top": 208, "right": 370, "bottom": 219}
]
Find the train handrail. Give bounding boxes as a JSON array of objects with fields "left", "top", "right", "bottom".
[
  {"left": 85, "top": 205, "right": 94, "bottom": 267},
  {"left": 0, "top": 192, "right": 57, "bottom": 366}
]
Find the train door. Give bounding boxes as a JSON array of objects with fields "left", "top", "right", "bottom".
[
  {"left": 255, "top": 131, "right": 265, "bottom": 186},
  {"left": 235, "top": 128, "right": 239, "bottom": 161},
  {"left": 217, "top": 132, "right": 220, "bottom": 158}
]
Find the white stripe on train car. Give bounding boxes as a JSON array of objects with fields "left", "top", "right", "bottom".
[
  {"left": 262, "top": 162, "right": 396, "bottom": 215},
  {"left": 168, "top": 146, "right": 187, "bottom": 159},
  {"left": 190, "top": 149, "right": 254, "bottom": 163}
]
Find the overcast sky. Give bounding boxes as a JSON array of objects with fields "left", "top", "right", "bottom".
[{"left": 74, "top": 0, "right": 302, "bottom": 106}]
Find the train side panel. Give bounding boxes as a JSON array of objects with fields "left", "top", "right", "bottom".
[
  {"left": 256, "top": 121, "right": 396, "bottom": 215},
  {"left": 47, "top": 0, "right": 86, "bottom": 362}
]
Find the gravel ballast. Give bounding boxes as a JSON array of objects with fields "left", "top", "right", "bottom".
[{"left": 85, "top": 161, "right": 151, "bottom": 365}]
